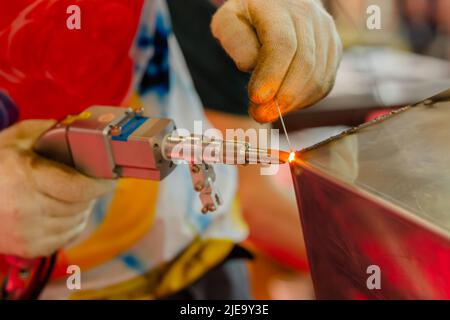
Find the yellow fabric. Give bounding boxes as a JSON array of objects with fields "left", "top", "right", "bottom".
[
  {"left": 153, "top": 238, "right": 234, "bottom": 297},
  {"left": 68, "top": 198, "right": 243, "bottom": 300},
  {"left": 69, "top": 238, "right": 234, "bottom": 300},
  {"left": 65, "top": 178, "right": 159, "bottom": 271}
]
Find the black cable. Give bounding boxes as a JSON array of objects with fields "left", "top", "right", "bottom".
[{"left": 33, "top": 253, "right": 57, "bottom": 299}]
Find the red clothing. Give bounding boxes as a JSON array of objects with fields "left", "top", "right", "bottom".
[{"left": 0, "top": 0, "right": 144, "bottom": 121}]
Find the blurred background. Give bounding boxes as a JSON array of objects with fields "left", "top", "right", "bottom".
[
  {"left": 328, "top": 0, "right": 449, "bottom": 59},
  {"left": 167, "top": 0, "right": 450, "bottom": 299}
]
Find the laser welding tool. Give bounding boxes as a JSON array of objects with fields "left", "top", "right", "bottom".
[{"left": 1, "top": 105, "right": 283, "bottom": 299}]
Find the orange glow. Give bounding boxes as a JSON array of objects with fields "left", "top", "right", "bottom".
[{"left": 288, "top": 152, "right": 296, "bottom": 163}]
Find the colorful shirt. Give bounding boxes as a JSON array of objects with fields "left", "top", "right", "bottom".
[{"left": 0, "top": 0, "right": 247, "bottom": 299}]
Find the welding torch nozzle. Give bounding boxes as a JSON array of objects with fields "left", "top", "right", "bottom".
[{"left": 162, "top": 135, "right": 284, "bottom": 166}]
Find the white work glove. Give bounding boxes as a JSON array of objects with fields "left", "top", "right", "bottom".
[
  {"left": 211, "top": 0, "right": 342, "bottom": 122},
  {"left": 0, "top": 120, "right": 114, "bottom": 258}
]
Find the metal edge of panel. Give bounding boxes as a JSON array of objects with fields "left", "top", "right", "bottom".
[{"left": 297, "top": 88, "right": 450, "bottom": 155}]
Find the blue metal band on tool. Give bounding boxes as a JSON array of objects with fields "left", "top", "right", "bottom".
[{"left": 111, "top": 116, "right": 149, "bottom": 141}]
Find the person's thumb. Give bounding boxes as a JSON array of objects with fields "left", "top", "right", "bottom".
[{"left": 0, "top": 120, "right": 56, "bottom": 149}]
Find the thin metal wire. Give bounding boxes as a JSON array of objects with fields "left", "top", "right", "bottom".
[{"left": 275, "top": 100, "right": 294, "bottom": 152}]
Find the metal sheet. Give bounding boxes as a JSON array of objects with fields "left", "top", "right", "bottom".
[{"left": 290, "top": 89, "right": 450, "bottom": 299}]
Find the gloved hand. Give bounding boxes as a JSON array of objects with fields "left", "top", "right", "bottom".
[
  {"left": 211, "top": 0, "right": 342, "bottom": 122},
  {"left": 0, "top": 120, "right": 114, "bottom": 259}
]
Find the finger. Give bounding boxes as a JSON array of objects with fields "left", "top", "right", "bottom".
[
  {"left": 35, "top": 192, "right": 92, "bottom": 217},
  {"left": 44, "top": 209, "right": 90, "bottom": 236},
  {"left": 211, "top": 0, "right": 260, "bottom": 71},
  {"left": 45, "top": 216, "right": 90, "bottom": 251},
  {"left": 277, "top": 15, "right": 323, "bottom": 114},
  {"left": 30, "top": 154, "right": 115, "bottom": 203},
  {"left": 24, "top": 205, "right": 90, "bottom": 238},
  {"left": 248, "top": 100, "right": 279, "bottom": 123},
  {"left": 246, "top": 0, "right": 297, "bottom": 105},
  {"left": 24, "top": 218, "right": 89, "bottom": 258},
  {"left": 0, "top": 120, "right": 56, "bottom": 149},
  {"left": 292, "top": 14, "right": 342, "bottom": 109},
  {"left": 15, "top": 194, "right": 90, "bottom": 239},
  {"left": 321, "top": 20, "right": 342, "bottom": 95},
  {"left": 249, "top": 16, "right": 317, "bottom": 122},
  {"left": 324, "top": 12, "right": 342, "bottom": 76}
]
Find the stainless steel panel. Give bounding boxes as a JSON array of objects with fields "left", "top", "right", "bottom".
[{"left": 290, "top": 89, "right": 450, "bottom": 299}]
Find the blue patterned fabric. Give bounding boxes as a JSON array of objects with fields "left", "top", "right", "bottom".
[{"left": 138, "top": 13, "right": 171, "bottom": 96}]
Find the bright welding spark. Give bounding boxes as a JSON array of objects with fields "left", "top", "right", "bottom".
[{"left": 288, "top": 152, "right": 296, "bottom": 163}]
